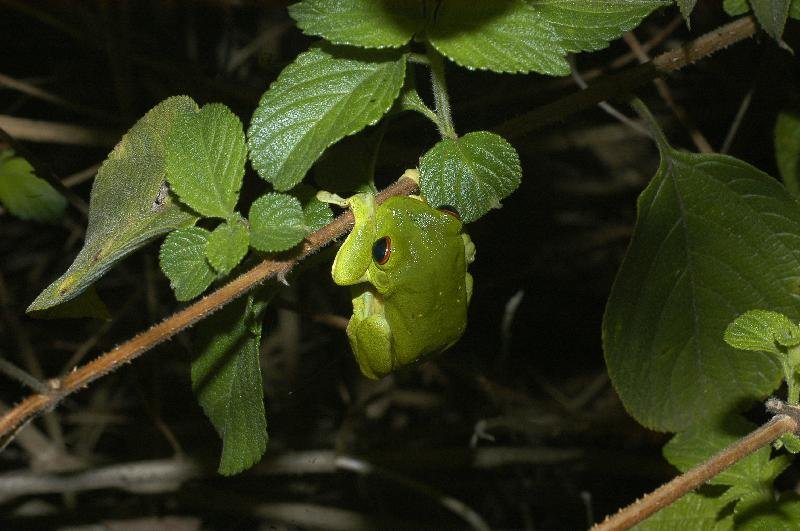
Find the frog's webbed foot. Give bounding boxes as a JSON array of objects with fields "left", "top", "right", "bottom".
[{"left": 348, "top": 314, "right": 395, "bottom": 379}]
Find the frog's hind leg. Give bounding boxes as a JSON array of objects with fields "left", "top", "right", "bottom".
[{"left": 348, "top": 315, "right": 395, "bottom": 379}]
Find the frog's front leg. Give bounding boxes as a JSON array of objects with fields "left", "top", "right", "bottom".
[{"left": 347, "top": 312, "right": 395, "bottom": 379}]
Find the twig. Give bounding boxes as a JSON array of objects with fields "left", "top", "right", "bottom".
[
  {"left": 494, "top": 16, "right": 758, "bottom": 140},
  {"left": 0, "top": 177, "right": 419, "bottom": 444},
  {"left": 720, "top": 88, "right": 754, "bottom": 154},
  {"left": 0, "top": 115, "right": 119, "bottom": 146},
  {"left": 0, "top": 72, "right": 117, "bottom": 122},
  {"left": 591, "top": 412, "right": 799, "bottom": 530},
  {"left": 622, "top": 31, "right": 713, "bottom": 153}
]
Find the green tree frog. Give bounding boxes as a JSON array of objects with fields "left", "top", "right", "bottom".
[{"left": 320, "top": 170, "right": 476, "bottom": 379}]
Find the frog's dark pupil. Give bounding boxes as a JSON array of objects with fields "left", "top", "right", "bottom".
[
  {"left": 372, "top": 236, "right": 391, "bottom": 265},
  {"left": 438, "top": 205, "right": 460, "bottom": 220}
]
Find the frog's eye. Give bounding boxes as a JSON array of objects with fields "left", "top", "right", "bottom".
[
  {"left": 438, "top": 205, "right": 460, "bottom": 220},
  {"left": 372, "top": 236, "right": 392, "bottom": 265}
]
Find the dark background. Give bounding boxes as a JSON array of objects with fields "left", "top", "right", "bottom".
[{"left": 1, "top": 1, "right": 798, "bottom": 529}]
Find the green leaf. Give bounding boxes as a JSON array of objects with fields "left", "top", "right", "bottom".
[
  {"left": 27, "top": 96, "right": 199, "bottom": 312},
  {"left": 428, "top": 0, "right": 567, "bottom": 75},
  {"left": 676, "top": 0, "right": 698, "bottom": 23},
  {"left": 749, "top": 0, "right": 791, "bottom": 40},
  {"left": 419, "top": 131, "right": 521, "bottom": 223},
  {"left": 724, "top": 310, "right": 800, "bottom": 353},
  {"left": 247, "top": 44, "right": 406, "bottom": 191},
  {"left": 427, "top": 0, "right": 666, "bottom": 75},
  {"left": 533, "top": 0, "right": 672, "bottom": 54},
  {"left": 165, "top": 103, "right": 246, "bottom": 219},
  {"left": 633, "top": 491, "right": 733, "bottom": 530},
  {"left": 737, "top": 493, "right": 800, "bottom": 530},
  {"left": 288, "top": 0, "right": 425, "bottom": 48},
  {"left": 249, "top": 193, "right": 307, "bottom": 252},
  {"left": 191, "top": 290, "right": 272, "bottom": 475},
  {"left": 775, "top": 111, "right": 800, "bottom": 197},
  {"left": 603, "top": 142, "right": 800, "bottom": 431},
  {"left": 206, "top": 218, "right": 250, "bottom": 275},
  {"left": 313, "top": 127, "right": 382, "bottom": 196},
  {"left": 664, "top": 416, "right": 788, "bottom": 491},
  {"left": 292, "top": 184, "right": 334, "bottom": 232},
  {"left": 159, "top": 227, "right": 215, "bottom": 301},
  {"left": 27, "top": 286, "right": 110, "bottom": 320},
  {"left": 723, "top": 0, "right": 750, "bottom": 16},
  {"left": 791, "top": 0, "right": 800, "bottom": 20},
  {"left": 0, "top": 150, "right": 66, "bottom": 223}
]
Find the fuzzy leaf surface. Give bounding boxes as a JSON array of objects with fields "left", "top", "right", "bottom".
[
  {"left": 293, "top": 184, "right": 334, "bottom": 232},
  {"left": 165, "top": 103, "right": 246, "bottom": 219},
  {"left": 0, "top": 151, "right": 66, "bottom": 223},
  {"left": 603, "top": 146, "right": 800, "bottom": 431},
  {"left": 249, "top": 193, "right": 307, "bottom": 252},
  {"left": 288, "top": 0, "right": 425, "bottom": 48},
  {"left": 632, "top": 491, "right": 733, "bottom": 530},
  {"left": 191, "top": 291, "right": 272, "bottom": 475},
  {"left": 206, "top": 219, "right": 250, "bottom": 275},
  {"left": 419, "top": 131, "right": 521, "bottom": 223},
  {"left": 427, "top": 0, "right": 667, "bottom": 75},
  {"left": 248, "top": 45, "right": 406, "bottom": 191},
  {"left": 159, "top": 227, "right": 215, "bottom": 301},
  {"left": 28, "top": 96, "right": 199, "bottom": 312}
]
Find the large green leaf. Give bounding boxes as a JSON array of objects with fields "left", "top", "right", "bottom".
[
  {"left": 191, "top": 290, "right": 272, "bottom": 475},
  {"left": 603, "top": 141, "right": 800, "bottom": 431},
  {"left": 165, "top": 103, "right": 247, "bottom": 219},
  {"left": 28, "top": 96, "right": 199, "bottom": 312},
  {"left": 288, "top": 0, "right": 426, "bottom": 48},
  {"left": 0, "top": 150, "right": 66, "bottom": 223},
  {"left": 427, "top": 0, "right": 667, "bottom": 75},
  {"left": 775, "top": 111, "right": 800, "bottom": 197},
  {"left": 419, "top": 131, "right": 521, "bottom": 223},
  {"left": 247, "top": 45, "right": 406, "bottom": 191}
]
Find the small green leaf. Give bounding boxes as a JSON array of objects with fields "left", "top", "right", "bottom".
[
  {"left": 603, "top": 122, "right": 800, "bottom": 431},
  {"left": 777, "top": 432, "right": 800, "bottom": 453},
  {"left": 248, "top": 44, "right": 406, "bottom": 191},
  {"left": 0, "top": 151, "right": 66, "bottom": 223},
  {"left": 159, "top": 227, "right": 215, "bottom": 301},
  {"left": 191, "top": 290, "right": 272, "bottom": 475},
  {"left": 791, "top": 0, "right": 800, "bottom": 20},
  {"left": 206, "top": 218, "right": 250, "bottom": 275},
  {"left": 775, "top": 111, "right": 800, "bottom": 197},
  {"left": 292, "top": 184, "right": 334, "bottom": 232},
  {"left": 249, "top": 193, "right": 307, "bottom": 252},
  {"left": 419, "top": 131, "right": 521, "bottom": 223},
  {"left": 165, "top": 103, "right": 247, "bottom": 219},
  {"left": 28, "top": 286, "right": 110, "bottom": 320},
  {"left": 27, "top": 96, "right": 199, "bottom": 312},
  {"left": 723, "top": 0, "right": 750, "bottom": 16},
  {"left": 288, "top": 0, "right": 425, "bottom": 48},
  {"left": 749, "top": 0, "right": 791, "bottom": 40},
  {"left": 724, "top": 310, "right": 800, "bottom": 353}
]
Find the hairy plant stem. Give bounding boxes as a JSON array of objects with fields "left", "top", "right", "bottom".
[
  {"left": 592, "top": 412, "right": 799, "bottom": 530},
  {"left": 426, "top": 43, "right": 457, "bottom": 139},
  {"left": 0, "top": 178, "right": 419, "bottom": 444}
]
